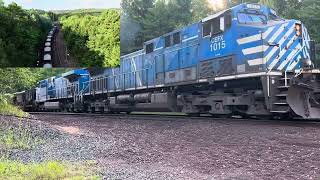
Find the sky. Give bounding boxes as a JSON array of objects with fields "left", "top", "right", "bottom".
[{"left": 3, "top": 0, "right": 121, "bottom": 11}]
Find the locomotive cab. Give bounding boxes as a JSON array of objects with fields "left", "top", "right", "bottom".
[{"left": 62, "top": 69, "right": 91, "bottom": 97}]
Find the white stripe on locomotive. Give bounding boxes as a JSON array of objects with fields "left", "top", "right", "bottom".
[
  {"left": 242, "top": 45, "right": 269, "bottom": 55},
  {"left": 277, "top": 43, "right": 302, "bottom": 70},
  {"left": 267, "top": 27, "right": 298, "bottom": 70},
  {"left": 287, "top": 55, "right": 301, "bottom": 71},
  {"left": 265, "top": 23, "right": 296, "bottom": 69},
  {"left": 247, "top": 58, "right": 264, "bottom": 66},
  {"left": 241, "top": 23, "right": 288, "bottom": 56},
  {"left": 267, "top": 23, "right": 288, "bottom": 45},
  {"left": 243, "top": 23, "right": 294, "bottom": 66},
  {"left": 237, "top": 26, "right": 275, "bottom": 45}
]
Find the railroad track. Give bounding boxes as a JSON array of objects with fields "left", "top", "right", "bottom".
[
  {"left": 52, "top": 24, "right": 77, "bottom": 67},
  {"left": 53, "top": 24, "right": 63, "bottom": 67},
  {"left": 28, "top": 112, "right": 320, "bottom": 124}
]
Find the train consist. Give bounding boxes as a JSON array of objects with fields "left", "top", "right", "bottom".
[
  {"left": 14, "top": 3, "right": 320, "bottom": 119},
  {"left": 40, "top": 25, "right": 57, "bottom": 68}
]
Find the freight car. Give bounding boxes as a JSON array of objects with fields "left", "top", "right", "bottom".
[
  {"left": 42, "top": 25, "right": 57, "bottom": 68},
  {"left": 15, "top": 3, "right": 320, "bottom": 119}
]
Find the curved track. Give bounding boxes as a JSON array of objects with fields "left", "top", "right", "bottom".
[{"left": 52, "top": 24, "right": 78, "bottom": 67}]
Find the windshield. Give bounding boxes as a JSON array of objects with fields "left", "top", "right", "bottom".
[
  {"left": 269, "top": 13, "right": 281, "bottom": 21},
  {"left": 237, "top": 13, "right": 267, "bottom": 24}
]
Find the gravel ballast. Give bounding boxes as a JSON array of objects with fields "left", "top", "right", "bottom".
[{"left": 1, "top": 114, "right": 320, "bottom": 179}]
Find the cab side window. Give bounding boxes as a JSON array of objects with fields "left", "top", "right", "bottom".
[
  {"left": 146, "top": 43, "right": 154, "bottom": 54},
  {"left": 202, "top": 11, "right": 232, "bottom": 37},
  {"left": 164, "top": 35, "right": 171, "bottom": 48},
  {"left": 173, "top": 32, "right": 181, "bottom": 45},
  {"left": 225, "top": 12, "right": 232, "bottom": 29},
  {"left": 203, "top": 22, "right": 211, "bottom": 37}
]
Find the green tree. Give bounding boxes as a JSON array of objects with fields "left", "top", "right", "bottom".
[
  {"left": 298, "top": 0, "right": 320, "bottom": 65},
  {"left": 191, "top": 0, "right": 211, "bottom": 21},
  {"left": 0, "top": 69, "right": 37, "bottom": 94},
  {"left": 0, "top": 2, "right": 52, "bottom": 67},
  {"left": 0, "top": 68, "right": 71, "bottom": 94},
  {"left": 61, "top": 9, "right": 120, "bottom": 67},
  {"left": 121, "top": 0, "right": 155, "bottom": 22},
  {"left": 141, "top": 0, "right": 175, "bottom": 41},
  {"left": 167, "top": 0, "right": 193, "bottom": 28}
]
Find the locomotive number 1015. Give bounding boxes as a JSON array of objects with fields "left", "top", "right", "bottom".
[{"left": 210, "top": 35, "right": 226, "bottom": 52}]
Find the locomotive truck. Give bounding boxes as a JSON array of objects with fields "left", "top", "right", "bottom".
[{"left": 14, "top": 3, "right": 320, "bottom": 119}]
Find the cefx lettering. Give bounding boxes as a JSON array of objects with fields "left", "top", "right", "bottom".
[{"left": 210, "top": 35, "right": 226, "bottom": 52}]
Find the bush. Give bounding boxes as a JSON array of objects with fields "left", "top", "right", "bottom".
[{"left": 0, "top": 94, "right": 27, "bottom": 118}]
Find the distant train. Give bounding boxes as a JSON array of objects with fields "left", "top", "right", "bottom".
[
  {"left": 14, "top": 3, "right": 320, "bottom": 119},
  {"left": 39, "top": 25, "right": 57, "bottom": 68}
]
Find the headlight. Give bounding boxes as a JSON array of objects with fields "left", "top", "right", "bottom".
[
  {"left": 247, "top": 4, "right": 261, "bottom": 9},
  {"left": 295, "top": 23, "right": 302, "bottom": 36}
]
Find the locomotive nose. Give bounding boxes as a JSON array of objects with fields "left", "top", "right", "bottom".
[{"left": 287, "top": 82, "right": 320, "bottom": 119}]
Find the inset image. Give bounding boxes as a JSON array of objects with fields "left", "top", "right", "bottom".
[{"left": 0, "top": 0, "right": 120, "bottom": 68}]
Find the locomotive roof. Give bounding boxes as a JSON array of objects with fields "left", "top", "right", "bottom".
[
  {"left": 62, "top": 69, "right": 89, "bottom": 78},
  {"left": 86, "top": 68, "right": 107, "bottom": 77},
  {"left": 142, "top": 3, "right": 274, "bottom": 45}
]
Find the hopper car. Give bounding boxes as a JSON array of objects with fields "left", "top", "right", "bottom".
[{"left": 41, "top": 25, "right": 57, "bottom": 68}]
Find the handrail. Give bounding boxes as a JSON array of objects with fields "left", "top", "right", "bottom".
[{"left": 45, "top": 43, "right": 198, "bottom": 100}]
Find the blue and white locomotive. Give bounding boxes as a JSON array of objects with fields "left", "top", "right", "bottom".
[{"left": 14, "top": 3, "right": 320, "bottom": 119}]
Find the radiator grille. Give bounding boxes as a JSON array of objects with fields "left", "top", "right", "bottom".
[
  {"left": 200, "top": 60, "right": 215, "bottom": 79},
  {"left": 217, "top": 57, "right": 235, "bottom": 76}
]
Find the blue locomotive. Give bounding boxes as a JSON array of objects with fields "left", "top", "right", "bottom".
[{"left": 14, "top": 3, "right": 320, "bottom": 119}]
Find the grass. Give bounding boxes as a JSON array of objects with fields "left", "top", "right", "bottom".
[
  {"left": 0, "top": 160, "right": 100, "bottom": 180},
  {"left": 0, "top": 94, "right": 28, "bottom": 118},
  {"left": 0, "top": 95, "right": 100, "bottom": 179},
  {"left": 0, "top": 125, "right": 42, "bottom": 150},
  {"left": 0, "top": 94, "right": 35, "bottom": 150}
]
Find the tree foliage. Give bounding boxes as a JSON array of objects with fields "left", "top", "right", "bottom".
[
  {"left": 61, "top": 10, "right": 120, "bottom": 68},
  {"left": 0, "top": 68, "right": 70, "bottom": 94},
  {"left": 0, "top": 3, "right": 52, "bottom": 67}
]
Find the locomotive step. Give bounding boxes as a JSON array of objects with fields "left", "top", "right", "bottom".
[
  {"left": 273, "top": 102, "right": 289, "bottom": 105},
  {"left": 279, "top": 77, "right": 291, "bottom": 81},
  {"left": 270, "top": 110, "right": 289, "bottom": 114},
  {"left": 275, "top": 94, "right": 288, "bottom": 97},
  {"left": 277, "top": 85, "right": 290, "bottom": 89}
]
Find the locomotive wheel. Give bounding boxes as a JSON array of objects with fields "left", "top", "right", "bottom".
[
  {"left": 87, "top": 106, "right": 93, "bottom": 113},
  {"left": 271, "top": 113, "right": 294, "bottom": 121},
  {"left": 249, "top": 115, "right": 274, "bottom": 120},
  {"left": 98, "top": 107, "right": 104, "bottom": 114}
]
